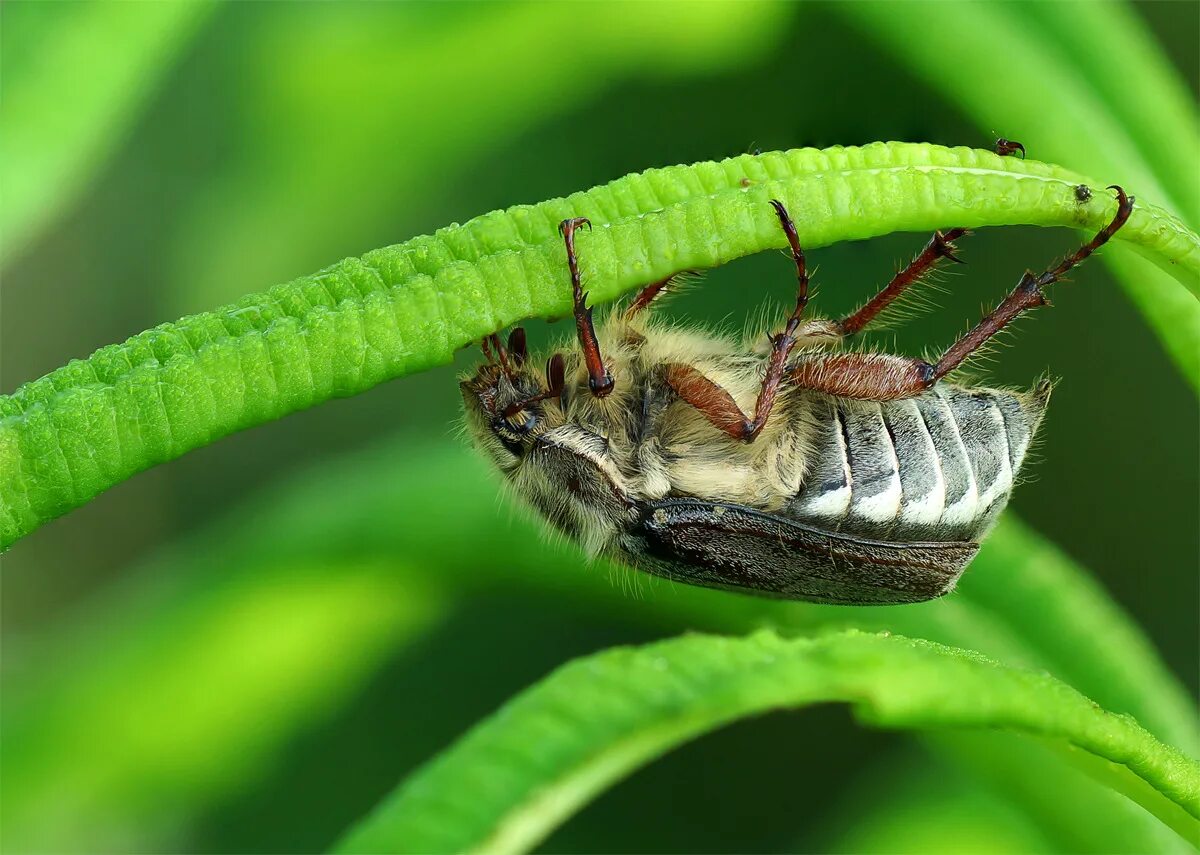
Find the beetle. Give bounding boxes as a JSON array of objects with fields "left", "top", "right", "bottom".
[{"left": 460, "top": 185, "right": 1132, "bottom": 604}]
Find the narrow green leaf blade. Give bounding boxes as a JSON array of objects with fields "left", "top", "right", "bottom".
[
  {"left": 3, "top": 143, "right": 1197, "bottom": 548},
  {"left": 334, "top": 631, "right": 1200, "bottom": 854}
]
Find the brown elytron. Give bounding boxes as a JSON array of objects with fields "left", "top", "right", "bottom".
[{"left": 460, "top": 186, "right": 1132, "bottom": 604}]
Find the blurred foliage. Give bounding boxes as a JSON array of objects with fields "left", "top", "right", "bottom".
[
  {"left": 0, "top": 0, "right": 213, "bottom": 264},
  {"left": 3, "top": 440, "right": 1195, "bottom": 852},
  {"left": 2, "top": 2, "right": 1197, "bottom": 854},
  {"left": 161, "top": 1, "right": 789, "bottom": 314},
  {"left": 809, "top": 749, "right": 1058, "bottom": 854}
]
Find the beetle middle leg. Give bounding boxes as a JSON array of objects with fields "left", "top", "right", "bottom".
[
  {"left": 663, "top": 199, "right": 812, "bottom": 442},
  {"left": 836, "top": 227, "right": 969, "bottom": 336},
  {"left": 790, "top": 186, "right": 1134, "bottom": 402}
]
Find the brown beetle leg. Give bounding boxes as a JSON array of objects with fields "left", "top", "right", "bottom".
[
  {"left": 838, "top": 228, "right": 969, "bottom": 336},
  {"left": 482, "top": 332, "right": 512, "bottom": 375},
  {"left": 624, "top": 275, "right": 684, "bottom": 319},
  {"left": 559, "top": 217, "right": 614, "bottom": 397},
  {"left": 663, "top": 200, "right": 810, "bottom": 442},
  {"left": 791, "top": 187, "right": 1134, "bottom": 402}
]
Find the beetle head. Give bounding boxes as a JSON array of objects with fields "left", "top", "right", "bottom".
[
  {"left": 459, "top": 329, "right": 566, "bottom": 473},
  {"left": 460, "top": 328, "right": 634, "bottom": 553}
]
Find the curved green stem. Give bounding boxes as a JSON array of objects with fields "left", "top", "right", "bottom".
[
  {"left": 3, "top": 142, "right": 1197, "bottom": 548},
  {"left": 334, "top": 630, "right": 1200, "bottom": 854}
]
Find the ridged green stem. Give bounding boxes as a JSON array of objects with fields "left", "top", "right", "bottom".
[{"left": 3, "top": 143, "right": 1197, "bottom": 548}]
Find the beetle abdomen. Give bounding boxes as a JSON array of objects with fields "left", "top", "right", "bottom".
[{"left": 788, "top": 383, "right": 1049, "bottom": 543}]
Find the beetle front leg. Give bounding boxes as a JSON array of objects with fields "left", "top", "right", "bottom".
[{"left": 559, "top": 217, "right": 614, "bottom": 397}]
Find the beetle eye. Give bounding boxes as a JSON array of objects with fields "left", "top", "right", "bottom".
[{"left": 493, "top": 410, "right": 535, "bottom": 458}]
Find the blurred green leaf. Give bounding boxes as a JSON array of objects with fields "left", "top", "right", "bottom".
[
  {"left": 1, "top": 557, "right": 444, "bottom": 853},
  {"left": 912, "top": 732, "right": 1195, "bottom": 855},
  {"left": 164, "top": 0, "right": 791, "bottom": 312},
  {"left": 808, "top": 749, "right": 1058, "bottom": 854},
  {"left": 0, "top": 0, "right": 214, "bottom": 264},
  {"left": 4, "top": 143, "right": 1195, "bottom": 548},
  {"left": 334, "top": 630, "right": 1199, "bottom": 854}
]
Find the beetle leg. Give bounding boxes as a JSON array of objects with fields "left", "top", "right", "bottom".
[
  {"left": 837, "top": 228, "right": 968, "bottom": 336},
  {"left": 791, "top": 187, "right": 1134, "bottom": 402},
  {"left": 559, "top": 217, "right": 614, "bottom": 397},
  {"left": 661, "top": 200, "right": 811, "bottom": 442},
  {"left": 662, "top": 363, "right": 754, "bottom": 440},
  {"left": 624, "top": 276, "right": 679, "bottom": 319}
]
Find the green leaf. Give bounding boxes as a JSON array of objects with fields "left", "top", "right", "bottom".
[
  {"left": 3, "top": 142, "right": 1197, "bottom": 548},
  {"left": 806, "top": 748, "right": 1058, "bottom": 854},
  {"left": 0, "top": 0, "right": 214, "bottom": 263},
  {"left": 334, "top": 630, "right": 1200, "bottom": 854}
]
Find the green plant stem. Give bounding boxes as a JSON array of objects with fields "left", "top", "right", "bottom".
[
  {"left": 3, "top": 143, "right": 1197, "bottom": 549},
  {"left": 334, "top": 630, "right": 1200, "bottom": 854}
]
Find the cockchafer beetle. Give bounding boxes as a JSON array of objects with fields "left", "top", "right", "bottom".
[{"left": 461, "top": 185, "right": 1132, "bottom": 604}]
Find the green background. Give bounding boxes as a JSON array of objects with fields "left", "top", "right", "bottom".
[{"left": 2, "top": 2, "right": 1196, "bottom": 852}]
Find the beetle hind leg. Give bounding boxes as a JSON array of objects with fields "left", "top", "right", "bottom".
[{"left": 790, "top": 187, "right": 1134, "bottom": 402}]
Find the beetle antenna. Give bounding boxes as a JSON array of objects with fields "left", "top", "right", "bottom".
[
  {"left": 489, "top": 333, "right": 512, "bottom": 375},
  {"left": 502, "top": 353, "right": 565, "bottom": 418},
  {"left": 508, "top": 328, "right": 528, "bottom": 366}
]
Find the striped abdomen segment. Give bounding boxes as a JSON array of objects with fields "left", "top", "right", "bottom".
[{"left": 787, "top": 383, "right": 1049, "bottom": 543}]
